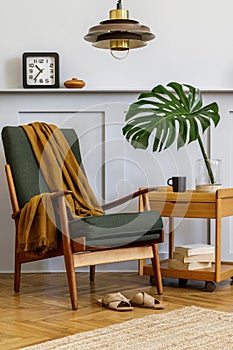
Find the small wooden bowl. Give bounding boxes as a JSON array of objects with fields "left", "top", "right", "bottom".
[{"left": 64, "top": 78, "right": 86, "bottom": 89}]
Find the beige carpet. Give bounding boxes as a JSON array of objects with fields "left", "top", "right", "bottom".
[{"left": 20, "top": 306, "right": 233, "bottom": 350}]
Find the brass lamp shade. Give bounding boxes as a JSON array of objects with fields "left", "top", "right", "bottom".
[{"left": 84, "top": 1, "right": 155, "bottom": 55}]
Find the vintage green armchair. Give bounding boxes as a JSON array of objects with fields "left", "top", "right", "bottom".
[{"left": 1, "top": 124, "right": 164, "bottom": 310}]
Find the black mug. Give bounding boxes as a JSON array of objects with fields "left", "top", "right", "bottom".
[{"left": 167, "top": 176, "right": 186, "bottom": 192}]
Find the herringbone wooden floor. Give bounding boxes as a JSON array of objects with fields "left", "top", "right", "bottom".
[{"left": 0, "top": 272, "right": 232, "bottom": 350}]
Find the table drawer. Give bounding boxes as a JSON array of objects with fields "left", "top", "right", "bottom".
[{"left": 150, "top": 200, "right": 216, "bottom": 218}]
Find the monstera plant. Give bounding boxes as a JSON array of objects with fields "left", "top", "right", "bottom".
[{"left": 122, "top": 82, "right": 221, "bottom": 184}]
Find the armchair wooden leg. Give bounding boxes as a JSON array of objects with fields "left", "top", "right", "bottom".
[
  {"left": 62, "top": 235, "right": 78, "bottom": 310},
  {"left": 64, "top": 256, "right": 79, "bottom": 310},
  {"left": 59, "top": 196, "right": 79, "bottom": 310},
  {"left": 14, "top": 260, "right": 21, "bottom": 293},
  {"left": 151, "top": 243, "right": 163, "bottom": 295},
  {"left": 90, "top": 265, "right": 95, "bottom": 281}
]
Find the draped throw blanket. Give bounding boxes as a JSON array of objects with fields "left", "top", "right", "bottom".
[
  {"left": 17, "top": 193, "right": 58, "bottom": 253},
  {"left": 18, "top": 122, "right": 103, "bottom": 254}
]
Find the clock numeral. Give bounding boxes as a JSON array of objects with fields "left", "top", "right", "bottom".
[
  {"left": 33, "top": 59, "right": 37, "bottom": 63},
  {"left": 29, "top": 69, "right": 33, "bottom": 73},
  {"left": 50, "top": 69, "right": 54, "bottom": 73},
  {"left": 39, "top": 78, "right": 44, "bottom": 84},
  {"left": 50, "top": 75, "right": 54, "bottom": 79},
  {"left": 29, "top": 75, "right": 33, "bottom": 80},
  {"left": 38, "top": 59, "right": 44, "bottom": 63},
  {"left": 29, "top": 63, "right": 34, "bottom": 68},
  {"left": 50, "top": 63, "right": 54, "bottom": 68},
  {"left": 45, "top": 78, "right": 49, "bottom": 84}
]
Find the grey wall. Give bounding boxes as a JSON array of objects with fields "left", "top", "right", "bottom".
[{"left": 0, "top": 0, "right": 233, "bottom": 90}]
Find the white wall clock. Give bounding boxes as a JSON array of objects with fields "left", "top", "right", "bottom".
[{"left": 22, "top": 52, "right": 59, "bottom": 88}]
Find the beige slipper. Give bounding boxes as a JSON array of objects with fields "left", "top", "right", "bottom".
[
  {"left": 97, "top": 292, "right": 133, "bottom": 311},
  {"left": 130, "top": 292, "right": 165, "bottom": 309}
]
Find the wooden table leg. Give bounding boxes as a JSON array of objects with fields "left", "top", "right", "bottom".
[
  {"left": 169, "top": 217, "right": 174, "bottom": 259},
  {"left": 215, "top": 197, "right": 222, "bottom": 282}
]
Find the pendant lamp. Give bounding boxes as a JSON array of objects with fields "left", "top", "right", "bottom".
[{"left": 84, "top": 0, "right": 155, "bottom": 59}]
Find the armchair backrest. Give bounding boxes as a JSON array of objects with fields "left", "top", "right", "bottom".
[{"left": 1, "top": 126, "right": 82, "bottom": 209}]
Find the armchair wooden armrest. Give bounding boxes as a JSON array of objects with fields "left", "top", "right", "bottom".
[
  {"left": 12, "top": 188, "right": 156, "bottom": 217},
  {"left": 102, "top": 187, "right": 158, "bottom": 211}
]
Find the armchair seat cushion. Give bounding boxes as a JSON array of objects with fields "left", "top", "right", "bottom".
[{"left": 69, "top": 210, "right": 163, "bottom": 248}]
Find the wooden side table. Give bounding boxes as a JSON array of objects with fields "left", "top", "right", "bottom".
[{"left": 139, "top": 187, "right": 233, "bottom": 290}]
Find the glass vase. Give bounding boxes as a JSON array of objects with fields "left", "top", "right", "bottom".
[{"left": 195, "top": 159, "right": 222, "bottom": 192}]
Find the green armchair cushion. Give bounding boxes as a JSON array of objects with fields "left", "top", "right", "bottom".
[{"left": 69, "top": 211, "right": 163, "bottom": 248}]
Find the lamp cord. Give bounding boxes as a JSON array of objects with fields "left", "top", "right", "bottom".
[{"left": 117, "top": 0, "right": 122, "bottom": 9}]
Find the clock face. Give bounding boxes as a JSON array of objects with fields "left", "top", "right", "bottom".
[{"left": 23, "top": 52, "right": 59, "bottom": 88}]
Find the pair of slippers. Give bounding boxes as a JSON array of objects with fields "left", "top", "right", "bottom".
[{"left": 97, "top": 292, "right": 165, "bottom": 311}]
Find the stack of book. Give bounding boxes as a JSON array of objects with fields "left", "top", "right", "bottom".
[{"left": 169, "top": 243, "right": 215, "bottom": 270}]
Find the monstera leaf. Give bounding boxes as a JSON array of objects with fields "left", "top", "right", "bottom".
[{"left": 122, "top": 82, "right": 221, "bottom": 183}]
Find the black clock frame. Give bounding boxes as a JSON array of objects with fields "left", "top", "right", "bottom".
[{"left": 22, "top": 52, "right": 60, "bottom": 89}]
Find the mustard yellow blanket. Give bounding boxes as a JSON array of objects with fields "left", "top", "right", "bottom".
[{"left": 18, "top": 122, "right": 103, "bottom": 254}]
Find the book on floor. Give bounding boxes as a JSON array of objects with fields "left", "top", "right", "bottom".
[
  {"left": 173, "top": 252, "right": 215, "bottom": 263},
  {"left": 174, "top": 243, "right": 215, "bottom": 257},
  {"left": 169, "top": 259, "right": 212, "bottom": 270}
]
